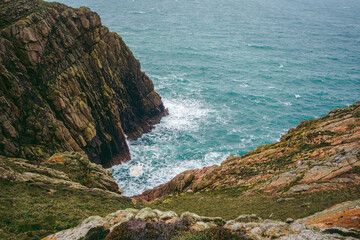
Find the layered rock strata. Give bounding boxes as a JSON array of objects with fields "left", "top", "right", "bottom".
[
  {"left": 0, "top": 152, "right": 123, "bottom": 194},
  {"left": 0, "top": 0, "right": 167, "bottom": 167},
  {"left": 137, "top": 102, "right": 360, "bottom": 201}
]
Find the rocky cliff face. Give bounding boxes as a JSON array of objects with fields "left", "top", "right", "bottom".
[
  {"left": 0, "top": 0, "right": 167, "bottom": 167},
  {"left": 137, "top": 102, "right": 360, "bottom": 201}
]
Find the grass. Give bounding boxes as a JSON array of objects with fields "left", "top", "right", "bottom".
[
  {"left": 0, "top": 179, "right": 143, "bottom": 240},
  {"left": 149, "top": 185, "right": 360, "bottom": 222}
]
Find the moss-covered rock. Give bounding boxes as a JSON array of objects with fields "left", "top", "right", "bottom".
[{"left": 0, "top": 0, "right": 167, "bottom": 167}]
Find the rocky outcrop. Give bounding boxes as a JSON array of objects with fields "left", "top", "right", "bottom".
[
  {"left": 298, "top": 199, "right": 360, "bottom": 236},
  {"left": 0, "top": 0, "right": 167, "bottom": 167},
  {"left": 43, "top": 200, "right": 360, "bottom": 240},
  {"left": 137, "top": 102, "right": 360, "bottom": 201},
  {"left": 0, "top": 152, "right": 122, "bottom": 194}
]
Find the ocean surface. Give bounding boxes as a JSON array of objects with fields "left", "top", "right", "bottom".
[{"left": 57, "top": 0, "right": 360, "bottom": 196}]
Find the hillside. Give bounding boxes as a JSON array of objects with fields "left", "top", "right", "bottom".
[{"left": 138, "top": 102, "right": 360, "bottom": 201}]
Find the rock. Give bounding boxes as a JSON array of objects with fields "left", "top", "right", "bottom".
[
  {"left": 279, "top": 229, "right": 346, "bottom": 240},
  {"left": 322, "top": 227, "right": 360, "bottom": 238},
  {"left": 200, "top": 216, "right": 225, "bottom": 226},
  {"left": 180, "top": 211, "right": 201, "bottom": 224},
  {"left": 0, "top": 0, "right": 167, "bottom": 167},
  {"left": 259, "top": 220, "right": 288, "bottom": 238},
  {"left": 286, "top": 218, "right": 295, "bottom": 224},
  {"left": 0, "top": 154, "right": 124, "bottom": 195},
  {"left": 136, "top": 102, "right": 360, "bottom": 201},
  {"left": 124, "top": 208, "right": 139, "bottom": 215},
  {"left": 288, "top": 184, "right": 313, "bottom": 194},
  {"left": 135, "top": 207, "right": 157, "bottom": 220},
  {"left": 235, "top": 214, "right": 262, "bottom": 223},
  {"left": 289, "top": 223, "right": 307, "bottom": 233},
  {"left": 227, "top": 222, "right": 246, "bottom": 232},
  {"left": 297, "top": 199, "right": 360, "bottom": 231},
  {"left": 191, "top": 221, "right": 210, "bottom": 231},
  {"left": 43, "top": 216, "right": 109, "bottom": 240},
  {"left": 159, "top": 211, "right": 178, "bottom": 221},
  {"left": 249, "top": 227, "right": 262, "bottom": 235},
  {"left": 45, "top": 204, "right": 360, "bottom": 240}
]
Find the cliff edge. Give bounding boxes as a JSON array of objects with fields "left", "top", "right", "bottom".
[
  {"left": 137, "top": 102, "right": 360, "bottom": 201},
  {"left": 0, "top": 0, "right": 167, "bottom": 167}
]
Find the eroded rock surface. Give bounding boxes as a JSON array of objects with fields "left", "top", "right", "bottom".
[
  {"left": 0, "top": 0, "right": 167, "bottom": 167},
  {"left": 137, "top": 102, "right": 360, "bottom": 201},
  {"left": 0, "top": 152, "right": 123, "bottom": 194}
]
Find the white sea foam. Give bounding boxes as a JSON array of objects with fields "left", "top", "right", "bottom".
[
  {"left": 161, "top": 98, "right": 211, "bottom": 131},
  {"left": 129, "top": 163, "right": 144, "bottom": 177}
]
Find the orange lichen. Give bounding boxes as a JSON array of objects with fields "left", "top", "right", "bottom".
[{"left": 47, "top": 155, "right": 65, "bottom": 163}]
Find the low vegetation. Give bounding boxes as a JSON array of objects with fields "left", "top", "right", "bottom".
[
  {"left": 149, "top": 185, "right": 360, "bottom": 221},
  {"left": 0, "top": 179, "right": 142, "bottom": 240}
]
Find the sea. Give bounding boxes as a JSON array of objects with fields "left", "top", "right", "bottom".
[{"left": 57, "top": 0, "right": 360, "bottom": 196}]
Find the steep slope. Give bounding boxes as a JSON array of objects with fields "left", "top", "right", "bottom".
[
  {"left": 0, "top": 0, "right": 167, "bottom": 167},
  {"left": 137, "top": 102, "right": 360, "bottom": 201},
  {"left": 0, "top": 152, "right": 143, "bottom": 240}
]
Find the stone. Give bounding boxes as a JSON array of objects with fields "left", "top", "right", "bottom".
[
  {"left": 159, "top": 211, "right": 178, "bottom": 221},
  {"left": 286, "top": 218, "right": 294, "bottom": 224},
  {"left": 250, "top": 227, "right": 262, "bottom": 235},
  {"left": 43, "top": 216, "right": 109, "bottom": 240},
  {"left": 180, "top": 212, "right": 201, "bottom": 224},
  {"left": 235, "top": 214, "right": 262, "bottom": 223},
  {"left": 290, "top": 223, "right": 307, "bottom": 233},
  {"left": 135, "top": 207, "right": 157, "bottom": 220}
]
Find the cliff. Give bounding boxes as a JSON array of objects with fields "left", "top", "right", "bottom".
[
  {"left": 137, "top": 102, "right": 360, "bottom": 200},
  {"left": 0, "top": 0, "right": 167, "bottom": 167}
]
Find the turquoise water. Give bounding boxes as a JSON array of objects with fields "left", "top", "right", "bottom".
[{"left": 58, "top": 0, "right": 360, "bottom": 196}]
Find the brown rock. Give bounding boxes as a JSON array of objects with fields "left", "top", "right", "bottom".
[{"left": 0, "top": 0, "right": 167, "bottom": 167}]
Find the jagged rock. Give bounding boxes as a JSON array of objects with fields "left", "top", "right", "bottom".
[{"left": 0, "top": 0, "right": 167, "bottom": 167}]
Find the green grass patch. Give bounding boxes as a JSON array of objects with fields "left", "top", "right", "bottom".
[
  {"left": 149, "top": 185, "right": 360, "bottom": 222},
  {"left": 0, "top": 179, "right": 143, "bottom": 240}
]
